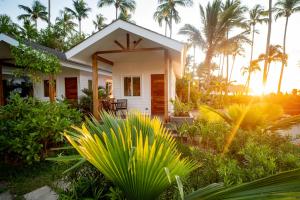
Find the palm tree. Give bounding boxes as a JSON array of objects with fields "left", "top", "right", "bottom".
[
  {"left": 153, "top": 5, "right": 171, "bottom": 36},
  {"left": 93, "top": 14, "right": 107, "bottom": 31},
  {"left": 242, "top": 59, "right": 261, "bottom": 93},
  {"left": 259, "top": 45, "right": 286, "bottom": 81},
  {"left": 157, "top": 0, "right": 193, "bottom": 38},
  {"left": 262, "top": 0, "right": 273, "bottom": 88},
  {"left": 65, "top": 0, "right": 91, "bottom": 35},
  {"left": 19, "top": 19, "right": 38, "bottom": 40},
  {"left": 248, "top": 5, "right": 268, "bottom": 63},
  {"left": 18, "top": 0, "right": 48, "bottom": 29},
  {"left": 98, "top": 0, "right": 136, "bottom": 20},
  {"left": 0, "top": 15, "right": 19, "bottom": 35},
  {"left": 181, "top": 0, "right": 248, "bottom": 81},
  {"left": 55, "top": 9, "right": 77, "bottom": 36},
  {"left": 275, "top": 0, "right": 300, "bottom": 93},
  {"left": 118, "top": 9, "right": 135, "bottom": 23},
  {"left": 228, "top": 41, "right": 245, "bottom": 82}
]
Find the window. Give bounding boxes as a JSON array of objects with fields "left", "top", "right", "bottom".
[
  {"left": 44, "top": 80, "right": 56, "bottom": 97},
  {"left": 123, "top": 76, "right": 141, "bottom": 96}
]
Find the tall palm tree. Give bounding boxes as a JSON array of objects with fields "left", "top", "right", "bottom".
[
  {"left": 242, "top": 59, "right": 261, "bottom": 94},
  {"left": 118, "top": 9, "right": 135, "bottom": 23},
  {"left": 229, "top": 41, "right": 245, "bottom": 82},
  {"left": 275, "top": 0, "right": 300, "bottom": 93},
  {"left": 65, "top": 0, "right": 91, "bottom": 35},
  {"left": 262, "top": 0, "right": 273, "bottom": 89},
  {"left": 93, "top": 14, "right": 107, "bottom": 31},
  {"left": 157, "top": 0, "right": 193, "bottom": 38},
  {"left": 259, "top": 45, "right": 286, "bottom": 84},
  {"left": 19, "top": 19, "right": 38, "bottom": 40},
  {"left": 182, "top": 0, "right": 248, "bottom": 81},
  {"left": 153, "top": 5, "right": 171, "bottom": 36},
  {"left": 55, "top": 9, "right": 77, "bottom": 36},
  {"left": 248, "top": 5, "right": 268, "bottom": 62},
  {"left": 98, "top": 0, "right": 136, "bottom": 20},
  {"left": 18, "top": 0, "right": 48, "bottom": 29}
]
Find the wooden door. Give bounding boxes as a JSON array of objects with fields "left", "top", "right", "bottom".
[
  {"left": 65, "top": 77, "right": 78, "bottom": 100},
  {"left": 151, "top": 74, "right": 164, "bottom": 115}
]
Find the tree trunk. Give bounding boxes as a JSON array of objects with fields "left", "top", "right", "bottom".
[
  {"left": 165, "top": 20, "right": 168, "bottom": 36},
  {"left": 48, "top": 0, "right": 51, "bottom": 27},
  {"left": 250, "top": 24, "right": 255, "bottom": 62},
  {"left": 169, "top": 10, "right": 173, "bottom": 38},
  {"left": 79, "top": 18, "right": 81, "bottom": 35},
  {"left": 229, "top": 55, "right": 236, "bottom": 82},
  {"left": 263, "top": 0, "right": 272, "bottom": 88},
  {"left": 277, "top": 16, "right": 289, "bottom": 94},
  {"left": 225, "top": 31, "right": 229, "bottom": 96},
  {"left": 115, "top": 6, "right": 118, "bottom": 20}
]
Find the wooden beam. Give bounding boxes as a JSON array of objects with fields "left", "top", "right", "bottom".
[
  {"left": 95, "top": 47, "right": 164, "bottom": 54},
  {"left": 96, "top": 56, "right": 114, "bottom": 66},
  {"left": 0, "top": 64, "right": 4, "bottom": 106},
  {"left": 49, "top": 74, "right": 55, "bottom": 103},
  {"left": 114, "top": 40, "right": 125, "bottom": 50},
  {"left": 164, "top": 50, "right": 169, "bottom": 122},
  {"left": 133, "top": 38, "right": 143, "bottom": 49},
  {"left": 92, "top": 54, "right": 99, "bottom": 120},
  {"left": 127, "top": 33, "right": 130, "bottom": 49}
]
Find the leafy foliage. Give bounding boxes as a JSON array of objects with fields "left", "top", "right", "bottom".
[
  {"left": 11, "top": 43, "right": 61, "bottom": 76},
  {"left": 0, "top": 94, "right": 82, "bottom": 165},
  {"left": 171, "top": 98, "right": 192, "bottom": 117},
  {"left": 64, "top": 112, "right": 198, "bottom": 200}
]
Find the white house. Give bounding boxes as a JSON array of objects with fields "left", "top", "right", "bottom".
[
  {"left": 0, "top": 20, "right": 186, "bottom": 121},
  {"left": 0, "top": 33, "right": 112, "bottom": 103},
  {"left": 65, "top": 20, "right": 186, "bottom": 120}
]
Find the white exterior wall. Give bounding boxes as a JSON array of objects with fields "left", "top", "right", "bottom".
[
  {"left": 33, "top": 67, "right": 112, "bottom": 100},
  {"left": 112, "top": 57, "right": 175, "bottom": 115}
]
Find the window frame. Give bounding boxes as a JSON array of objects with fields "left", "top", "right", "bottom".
[{"left": 122, "top": 75, "right": 142, "bottom": 97}]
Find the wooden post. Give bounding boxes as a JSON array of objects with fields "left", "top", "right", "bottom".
[
  {"left": 164, "top": 50, "right": 169, "bottom": 122},
  {"left": 0, "top": 64, "right": 4, "bottom": 106},
  {"left": 92, "top": 54, "right": 99, "bottom": 119},
  {"left": 49, "top": 74, "right": 55, "bottom": 103}
]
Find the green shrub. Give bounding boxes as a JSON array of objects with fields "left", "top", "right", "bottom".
[
  {"left": 0, "top": 94, "right": 82, "bottom": 165},
  {"left": 171, "top": 98, "right": 192, "bottom": 117}
]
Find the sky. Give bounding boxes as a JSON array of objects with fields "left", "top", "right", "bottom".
[{"left": 1, "top": 0, "right": 300, "bottom": 93}]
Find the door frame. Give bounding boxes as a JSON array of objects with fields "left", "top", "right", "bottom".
[{"left": 64, "top": 77, "right": 78, "bottom": 100}]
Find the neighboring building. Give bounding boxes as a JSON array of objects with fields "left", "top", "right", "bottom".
[
  {"left": 0, "top": 33, "right": 112, "bottom": 103},
  {"left": 1, "top": 20, "right": 186, "bottom": 120}
]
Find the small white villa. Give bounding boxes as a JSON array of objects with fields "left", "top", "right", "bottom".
[{"left": 0, "top": 20, "right": 186, "bottom": 120}]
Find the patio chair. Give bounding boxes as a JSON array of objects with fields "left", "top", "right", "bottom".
[{"left": 116, "top": 99, "right": 127, "bottom": 118}]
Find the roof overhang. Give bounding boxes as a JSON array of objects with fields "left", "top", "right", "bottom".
[{"left": 65, "top": 20, "right": 186, "bottom": 77}]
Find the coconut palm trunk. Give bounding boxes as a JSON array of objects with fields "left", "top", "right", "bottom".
[
  {"left": 48, "top": 0, "right": 50, "bottom": 26},
  {"left": 229, "top": 54, "right": 236, "bottom": 82},
  {"left": 263, "top": 0, "right": 272, "bottom": 88},
  {"left": 165, "top": 20, "right": 168, "bottom": 36},
  {"left": 78, "top": 18, "right": 81, "bottom": 34},
  {"left": 246, "top": 24, "right": 256, "bottom": 94},
  {"left": 169, "top": 10, "right": 173, "bottom": 38},
  {"left": 277, "top": 16, "right": 289, "bottom": 94},
  {"left": 115, "top": 5, "right": 118, "bottom": 19}
]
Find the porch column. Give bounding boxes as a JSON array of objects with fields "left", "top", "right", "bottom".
[
  {"left": 0, "top": 64, "right": 4, "bottom": 106},
  {"left": 164, "top": 50, "right": 169, "bottom": 122},
  {"left": 92, "top": 54, "right": 99, "bottom": 120},
  {"left": 49, "top": 74, "right": 55, "bottom": 103}
]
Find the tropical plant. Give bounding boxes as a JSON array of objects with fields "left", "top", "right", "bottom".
[
  {"left": 228, "top": 41, "right": 245, "bottom": 82},
  {"left": 0, "top": 14, "right": 19, "bottom": 36},
  {"left": 118, "top": 9, "right": 135, "bottom": 23},
  {"left": 153, "top": 5, "right": 171, "bottom": 36},
  {"left": 201, "top": 103, "right": 300, "bottom": 132},
  {"left": 98, "top": 0, "right": 136, "bottom": 20},
  {"left": 0, "top": 93, "right": 82, "bottom": 165},
  {"left": 19, "top": 19, "right": 38, "bottom": 40},
  {"left": 63, "top": 112, "right": 197, "bottom": 200},
  {"left": 93, "top": 14, "right": 107, "bottom": 31},
  {"left": 171, "top": 98, "right": 192, "bottom": 116},
  {"left": 55, "top": 9, "right": 77, "bottom": 37},
  {"left": 157, "top": 0, "right": 193, "bottom": 38},
  {"left": 18, "top": 0, "right": 48, "bottom": 29},
  {"left": 65, "top": 0, "right": 91, "bottom": 34},
  {"left": 274, "top": 0, "right": 300, "bottom": 93}
]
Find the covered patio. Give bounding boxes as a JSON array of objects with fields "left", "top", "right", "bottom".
[{"left": 66, "top": 20, "right": 186, "bottom": 121}]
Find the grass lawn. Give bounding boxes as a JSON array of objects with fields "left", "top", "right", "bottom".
[{"left": 0, "top": 161, "right": 70, "bottom": 199}]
